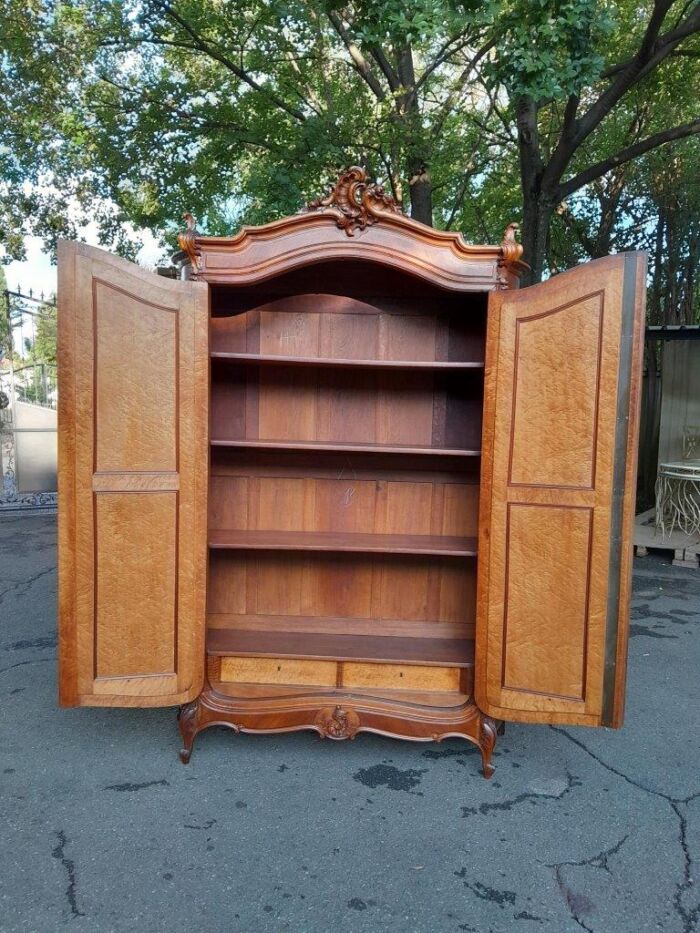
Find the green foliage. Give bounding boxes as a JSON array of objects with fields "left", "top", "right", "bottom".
[
  {"left": 32, "top": 302, "right": 57, "bottom": 365},
  {"left": 489, "top": 0, "right": 613, "bottom": 99},
  {"left": 0, "top": 0, "right": 698, "bottom": 304},
  {"left": 0, "top": 266, "right": 9, "bottom": 359}
]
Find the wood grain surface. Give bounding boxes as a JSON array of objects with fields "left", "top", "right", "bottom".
[
  {"left": 58, "top": 241, "right": 209, "bottom": 706},
  {"left": 475, "top": 253, "right": 646, "bottom": 726}
]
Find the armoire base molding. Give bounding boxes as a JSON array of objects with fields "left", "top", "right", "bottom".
[{"left": 178, "top": 684, "right": 500, "bottom": 778}]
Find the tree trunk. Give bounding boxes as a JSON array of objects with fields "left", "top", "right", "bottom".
[
  {"left": 395, "top": 45, "right": 433, "bottom": 226},
  {"left": 408, "top": 162, "right": 433, "bottom": 226},
  {"left": 516, "top": 96, "right": 554, "bottom": 285},
  {"left": 520, "top": 191, "right": 555, "bottom": 286}
]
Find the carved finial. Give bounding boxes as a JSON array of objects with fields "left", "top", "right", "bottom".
[
  {"left": 305, "top": 166, "right": 402, "bottom": 237},
  {"left": 178, "top": 212, "right": 201, "bottom": 271},
  {"left": 501, "top": 222, "right": 523, "bottom": 264}
]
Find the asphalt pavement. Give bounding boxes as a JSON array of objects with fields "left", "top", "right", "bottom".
[{"left": 1, "top": 512, "right": 698, "bottom": 933}]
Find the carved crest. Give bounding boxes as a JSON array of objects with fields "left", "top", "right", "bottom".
[
  {"left": 305, "top": 166, "right": 403, "bottom": 236},
  {"left": 315, "top": 705, "right": 360, "bottom": 739}
]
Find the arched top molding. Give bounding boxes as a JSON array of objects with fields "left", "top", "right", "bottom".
[{"left": 179, "top": 167, "right": 525, "bottom": 292}]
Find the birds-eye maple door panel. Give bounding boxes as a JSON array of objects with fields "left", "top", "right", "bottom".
[
  {"left": 476, "top": 253, "right": 645, "bottom": 727},
  {"left": 58, "top": 241, "right": 209, "bottom": 706}
]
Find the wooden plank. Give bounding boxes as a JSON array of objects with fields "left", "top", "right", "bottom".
[
  {"left": 207, "top": 628, "right": 475, "bottom": 667},
  {"left": 206, "top": 612, "right": 474, "bottom": 640},
  {"left": 208, "top": 528, "right": 478, "bottom": 557},
  {"left": 210, "top": 438, "right": 480, "bottom": 457},
  {"left": 211, "top": 351, "right": 484, "bottom": 370}
]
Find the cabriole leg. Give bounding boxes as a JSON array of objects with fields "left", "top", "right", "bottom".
[
  {"left": 479, "top": 715, "right": 499, "bottom": 779},
  {"left": 178, "top": 700, "right": 201, "bottom": 764}
]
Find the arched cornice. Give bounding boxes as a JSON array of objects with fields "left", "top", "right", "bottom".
[{"left": 178, "top": 168, "right": 525, "bottom": 291}]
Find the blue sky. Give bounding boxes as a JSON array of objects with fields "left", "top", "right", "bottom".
[
  {"left": 5, "top": 238, "right": 58, "bottom": 298},
  {"left": 4, "top": 231, "right": 166, "bottom": 299}
]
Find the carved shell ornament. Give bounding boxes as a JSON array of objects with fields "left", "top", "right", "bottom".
[{"left": 305, "top": 166, "right": 403, "bottom": 236}]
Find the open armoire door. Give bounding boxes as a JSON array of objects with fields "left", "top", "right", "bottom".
[
  {"left": 57, "top": 241, "right": 209, "bottom": 706},
  {"left": 475, "top": 252, "right": 645, "bottom": 728}
]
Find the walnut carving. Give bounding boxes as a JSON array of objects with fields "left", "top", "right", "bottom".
[
  {"left": 500, "top": 222, "right": 524, "bottom": 265},
  {"left": 315, "top": 705, "right": 361, "bottom": 740},
  {"left": 177, "top": 212, "right": 202, "bottom": 270},
  {"left": 305, "top": 166, "right": 403, "bottom": 236}
]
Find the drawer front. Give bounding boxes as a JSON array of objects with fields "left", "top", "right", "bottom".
[
  {"left": 342, "top": 662, "right": 461, "bottom": 691},
  {"left": 220, "top": 656, "right": 338, "bottom": 686}
]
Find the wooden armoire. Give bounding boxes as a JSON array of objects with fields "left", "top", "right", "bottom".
[{"left": 57, "top": 168, "right": 645, "bottom": 777}]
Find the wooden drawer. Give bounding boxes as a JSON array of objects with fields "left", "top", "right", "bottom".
[
  {"left": 220, "top": 656, "right": 337, "bottom": 686},
  {"left": 342, "top": 662, "right": 461, "bottom": 691}
]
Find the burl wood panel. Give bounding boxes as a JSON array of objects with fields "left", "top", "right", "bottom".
[
  {"left": 95, "top": 492, "right": 176, "bottom": 677},
  {"left": 342, "top": 662, "right": 461, "bottom": 691},
  {"left": 509, "top": 293, "right": 602, "bottom": 488},
  {"left": 475, "top": 253, "right": 646, "bottom": 727},
  {"left": 501, "top": 504, "right": 591, "bottom": 699},
  {"left": 219, "top": 656, "right": 462, "bottom": 692},
  {"left": 94, "top": 281, "right": 177, "bottom": 473},
  {"left": 220, "top": 656, "right": 338, "bottom": 687},
  {"left": 58, "top": 241, "right": 209, "bottom": 707}
]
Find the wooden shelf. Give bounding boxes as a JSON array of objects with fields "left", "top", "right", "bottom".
[
  {"left": 207, "top": 628, "right": 474, "bottom": 668},
  {"left": 208, "top": 529, "right": 477, "bottom": 557},
  {"left": 210, "top": 438, "right": 481, "bottom": 457},
  {"left": 207, "top": 613, "right": 473, "bottom": 641},
  {"left": 211, "top": 351, "right": 484, "bottom": 371}
]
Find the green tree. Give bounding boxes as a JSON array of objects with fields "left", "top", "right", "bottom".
[
  {"left": 1, "top": 0, "right": 699, "bottom": 284},
  {"left": 32, "top": 301, "right": 57, "bottom": 365},
  {"left": 0, "top": 265, "right": 10, "bottom": 360}
]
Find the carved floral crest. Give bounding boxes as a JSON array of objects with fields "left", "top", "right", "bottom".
[{"left": 305, "top": 166, "right": 403, "bottom": 237}]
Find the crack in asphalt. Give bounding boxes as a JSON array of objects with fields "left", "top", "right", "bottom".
[
  {"left": 0, "top": 566, "right": 55, "bottom": 608},
  {"left": 461, "top": 771, "right": 580, "bottom": 817},
  {"left": 51, "top": 830, "right": 84, "bottom": 918},
  {"left": 0, "top": 657, "right": 53, "bottom": 677},
  {"left": 2, "top": 635, "right": 57, "bottom": 652},
  {"left": 552, "top": 726, "right": 700, "bottom": 933},
  {"left": 104, "top": 779, "right": 170, "bottom": 793},
  {"left": 547, "top": 835, "right": 629, "bottom": 933}
]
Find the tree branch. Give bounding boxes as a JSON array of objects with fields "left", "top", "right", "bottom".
[
  {"left": 148, "top": 0, "right": 307, "bottom": 122},
  {"left": 430, "top": 38, "right": 495, "bottom": 139},
  {"left": 326, "top": 11, "right": 386, "bottom": 101},
  {"left": 576, "top": 1, "right": 700, "bottom": 144},
  {"left": 367, "top": 44, "right": 400, "bottom": 92},
  {"left": 414, "top": 29, "right": 478, "bottom": 93},
  {"left": 559, "top": 117, "right": 700, "bottom": 198}
]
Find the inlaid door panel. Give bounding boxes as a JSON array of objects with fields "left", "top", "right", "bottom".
[
  {"left": 475, "top": 254, "right": 646, "bottom": 726},
  {"left": 58, "top": 241, "right": 209, "bottom": 706}
]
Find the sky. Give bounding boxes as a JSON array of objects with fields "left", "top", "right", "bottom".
[
  {"left": 3, "top": 231, "right": 167, "bottom": 359},
  {"left": 4, "top": 231, "right": 166, "bottom": 299}
]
